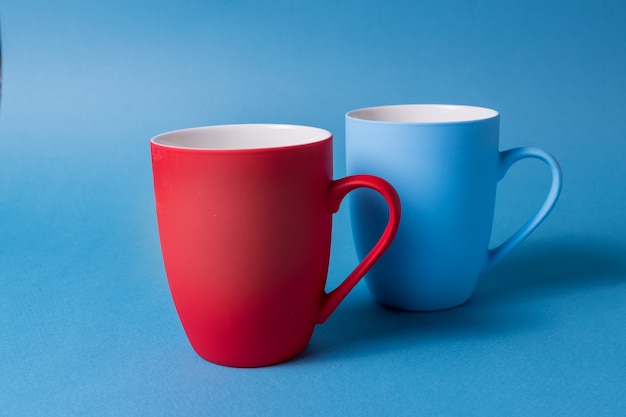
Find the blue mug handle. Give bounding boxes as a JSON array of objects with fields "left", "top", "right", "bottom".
[{"left": 483, "top": 147, "right": 563, "bottom": 273}]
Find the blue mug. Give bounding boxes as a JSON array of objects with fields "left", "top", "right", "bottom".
[{"left": 346, "top": 104, "right": 562, "bottom": 311}]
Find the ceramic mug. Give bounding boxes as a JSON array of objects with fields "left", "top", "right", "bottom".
[
  {"left": 346, "top": 104, "right": 562, "bottom": 311},
  {"left": 151, "top": 124, "right": 401, "bottom": 367}
]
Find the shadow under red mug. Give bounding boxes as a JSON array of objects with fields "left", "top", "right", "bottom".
[{"left": 150, "top": 124, "right": 401, "bottom": 367}]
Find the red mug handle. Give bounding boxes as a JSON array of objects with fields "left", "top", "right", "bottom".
[{"left": 316, "top": 174, "right": 401, "bottom": 323}]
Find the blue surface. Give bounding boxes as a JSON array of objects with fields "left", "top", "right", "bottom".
[{"left": 0, "top": 0, "right": 624, "bottom": 415}]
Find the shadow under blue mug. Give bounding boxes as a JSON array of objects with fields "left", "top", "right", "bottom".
[{"left": 346, "top": 104, "right": 562, "bottom": 311}]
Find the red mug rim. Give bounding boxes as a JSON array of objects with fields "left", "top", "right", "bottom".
[{"left": 150, "top": 124, "right": 332, "bottom": 152}]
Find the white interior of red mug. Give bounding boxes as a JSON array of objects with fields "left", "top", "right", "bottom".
[
  {"left": 151, "top": 124, "right": 331, "bottom": 150},
  {"left": 347, "top": 104, "right": 499, "bottom": 123}
]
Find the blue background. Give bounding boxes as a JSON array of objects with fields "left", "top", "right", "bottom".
[{"left": 1, "top": 0, "right": 624, "bottom": 415}]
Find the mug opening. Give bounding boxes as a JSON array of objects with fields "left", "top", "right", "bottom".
[
  {"left": 347, "top": 104, "right": 499, "bottom": 124},
  {"left": 151, "top": 124, "right": 332, "bottom": 150}
]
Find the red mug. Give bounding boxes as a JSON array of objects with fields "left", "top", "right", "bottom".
[{"left": 150, "top": 124, "right": 401, "bottom": 367}]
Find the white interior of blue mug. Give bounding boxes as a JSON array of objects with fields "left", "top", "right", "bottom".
[
  {"left": 151, "top": 124, "right": 331, "bottom": 150},
  {"left": 347, "top": 104, "right": 499, "bottom": 123}
]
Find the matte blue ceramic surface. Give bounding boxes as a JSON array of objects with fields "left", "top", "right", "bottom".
[{"left": 346, "top": 105, "right": 562, "bottom": 311}]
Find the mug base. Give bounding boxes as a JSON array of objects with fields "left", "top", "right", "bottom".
[
  {"left": 374, "top": 296, "right": 473, "bottom": 312},
  {"left": 188, "top": 337, "right": 310, "bottom": 368},
  {"left": 193, "top": 348, "right": 307, "bottom": 368}
]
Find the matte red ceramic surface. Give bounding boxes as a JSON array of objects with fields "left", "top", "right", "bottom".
[{"left": 151, "top": 125, "right": 400, "bottom": 367}]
